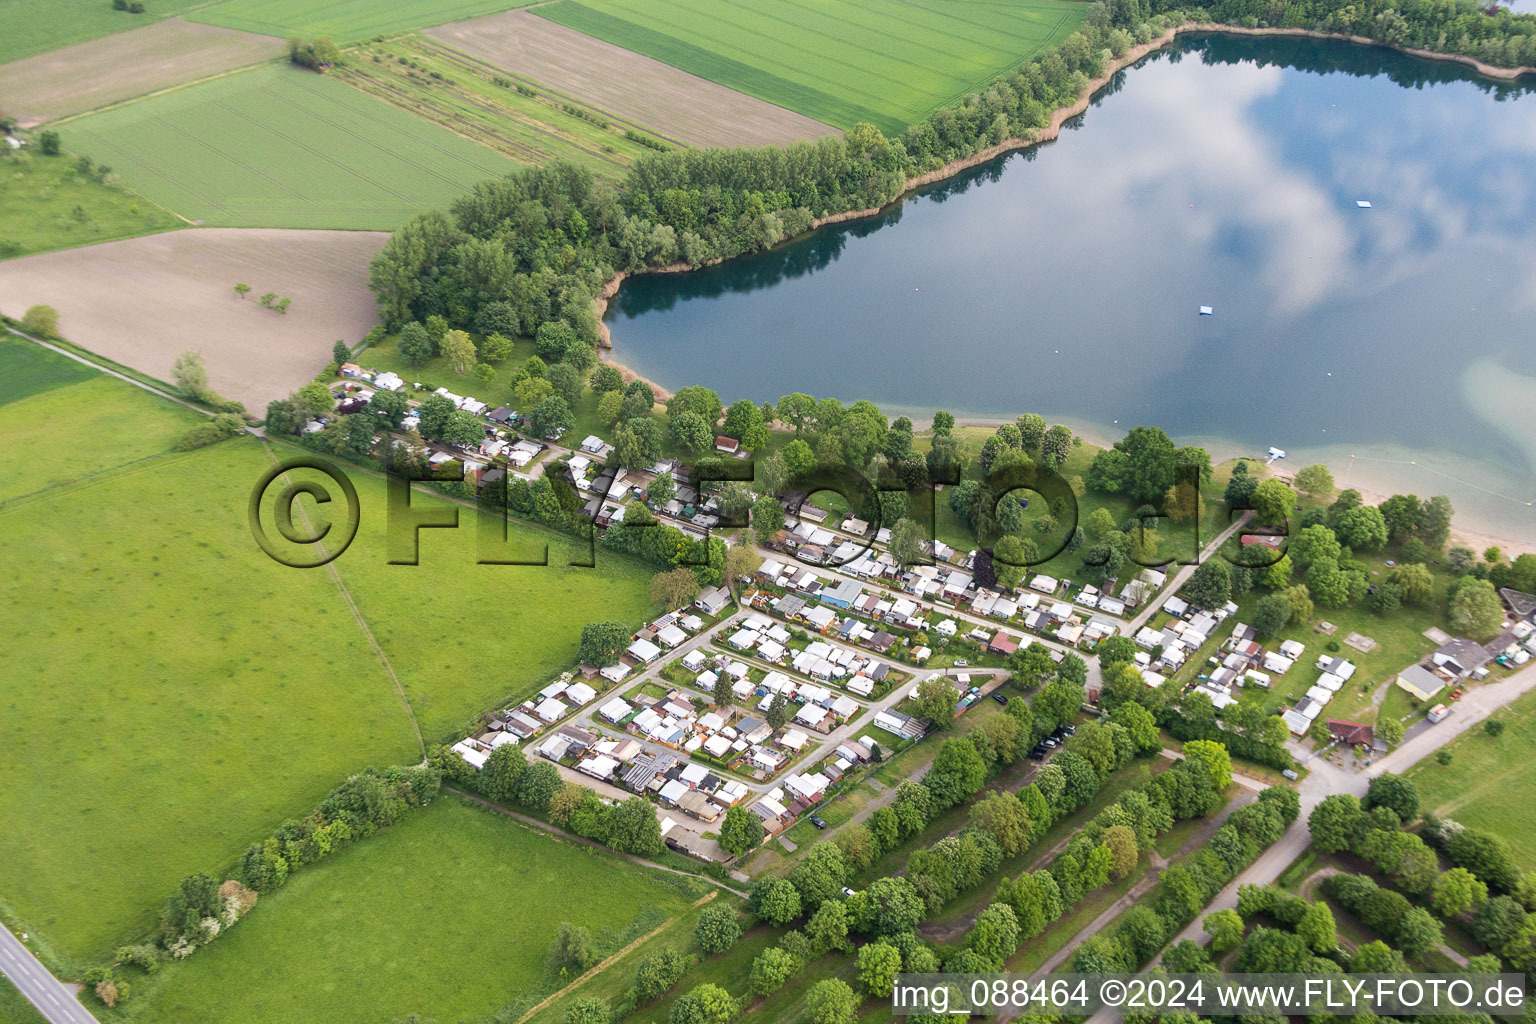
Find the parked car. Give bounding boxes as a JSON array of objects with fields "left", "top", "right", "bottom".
[
  {"left": 1027, "top": 747, "right": 1047, "bottom": 760},
  {"left": 810, "top": 816, "right": 827, "bottom": 830},
  {"left": 955, "top": 659, "right": 969, "bottom": 668},
  {"left": 1282, "top": 769, "right": 1299, "bottom": 781},
  {"left": 992, "top": 692, "right": 1008, "bottom": 705}
]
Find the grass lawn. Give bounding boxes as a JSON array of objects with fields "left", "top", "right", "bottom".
[
  {"left": 1407, "top": 685, "right": 1536, "bottom": 872},
  {"left": 65, "top": 64, "right": 517, "bottom": 229},
  {"left": 188, "top": 0, "right": 538, "bottom": 44},
  {"left": 0, "top": 0, "right": 204, "bottom": 64},
  {"left": 0, "top": 436, "right": 421, "bottom": 964},
  {"left": 0, "top": 332, "right": 96, "bottom": 404},
  {"left": 117, "top": 798, "right": 703, "bottom": 1024},
  {"left": 319, "top": 448, "right": 660, "bottom": 741},
  {"left": 0, "top": 152, "right": 181, "bottom": 260},
  {"left": 0, "top": 365, "right": 205, "bottom": 503},
  {"left": 534, "top": 0, "right": 1088, "bottom": 135},
  {"left": 335, "top": 37, "right": 669, "bottom": 178}
]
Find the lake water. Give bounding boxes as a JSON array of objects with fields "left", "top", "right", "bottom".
[{"left": 606, "top": 35, "right": 1536, "bottom": 543}]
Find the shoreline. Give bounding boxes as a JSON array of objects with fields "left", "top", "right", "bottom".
[{"left": 590, "top": 24, "right": 1535, "bottom": 551}]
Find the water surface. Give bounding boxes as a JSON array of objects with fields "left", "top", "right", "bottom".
[{"left": 607, "top": 36, "right": 1536, "bottom": 540}]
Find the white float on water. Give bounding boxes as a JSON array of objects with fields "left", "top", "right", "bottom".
[
  {"left": 1199, "top": 305, "right": 1214, "bottom": 316},
  {"left": 1356, "top": 200, "right": 1373, "bottom": 208}
]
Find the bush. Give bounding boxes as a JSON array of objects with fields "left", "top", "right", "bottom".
[
  {"left": 694, "top": 903, "right": 742, "bottom": 954},
  {"left": 21, "top": 304, "right": 59, "bottom": 338},
  {"left": 175, "top": 413, "right": 245, "bottom": 450}
]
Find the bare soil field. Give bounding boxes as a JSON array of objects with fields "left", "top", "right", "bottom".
[
  {"left": 0, "top": 228, "right": 386, "bottom": 410},
  {"left": 424, "top": 11, "right": 839, "bottom": 148},
  {"left": 0, "top": 19, "right": 285, "bottom": 126}
]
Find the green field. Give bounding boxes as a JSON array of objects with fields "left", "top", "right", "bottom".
[
  {"left": 0, "top": 338, "right": 661, "bottom": 959},
  {"left": 65, "top": 64, "right": 518, "bottom": 229},
  {"left": 188, "top": 0, "right": 536, "bottom": 44},
  {"left": 0, "top": 348, "right": 205, "bottom": 503},
  {"left": 1408, "top": 685, "right": 1536, "bottom": 872},
  {"left": 119, "top": 798, "right": 703, "bottom": 1024},
  {"left": 0, "top": 435, "right": 422, "bottom": 962},
  {"left": 535, "top": 0, "right": 1088, "bottom": 134},
  {"left": 0, "top": 0, "right": 205, "bottom": 65},
  {"left": 0, "top": 151, "right": 181, "bottom": 260}
]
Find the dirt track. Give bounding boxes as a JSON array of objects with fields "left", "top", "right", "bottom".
[
  {"left": 0, "top": 19, "right": 284, "bottom": 126},
  {"left": 425, "top": 11, "right": 840, "bottom": 149},
  {"left": 0, "top": 228, "right": 388, "bottom": 410}
]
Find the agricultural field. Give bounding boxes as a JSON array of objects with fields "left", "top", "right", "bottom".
[
  {"left": 424, "top": 12, "right": 841, "bottom": 148},
  {"left": 186, "top": 0, "right": 538, "bottom": 45},
  {"left": 119, "top": 798, "right": 706, "bottom": 1024},
  {"left": 0, "top": 149, "right": 181, "bottom": 259},
  {"left": 0, "top": 332, "right": 96, "bottom": 405},
  {"left": 534, "top": 0, "right": 1089, "bottom": 135},
  {"left": 333, "top": 36, "right": 670, "bottom": 178},
  {"left": 0, "top": 228, "right": 388, "bottom": 411},
  {"left": 1408, "top": 685, "right": 1536, "bottom": 871},
  {"left": 0, "top": 433, "right": 422, "bottom": 962},
  {"left": 0, "top": 344, "right": 205, "bottom": 503},
  {"left": 0, "top": 0, "right": 207, "bottom": 66},
  {"left": 63, "top": 63, "right": 517, "bottom": 229},
  {"left": 0, "top": 20, "right": 284, "bottom": 126}
]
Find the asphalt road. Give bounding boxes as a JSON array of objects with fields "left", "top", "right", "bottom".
[{"left": 0, "top": 927, "right": 97, "bottom": 1024}]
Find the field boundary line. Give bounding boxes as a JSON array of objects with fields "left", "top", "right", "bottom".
[
  {"left": 511, "top": 890, "right": 719, "bottom": 1024},
  {"left": 258, "top": 444, "right": 426, "bottom": 758},
  {"left": 0, "top": 446, "right": 207, "bottom": 515},
  {"left": 47, "top": 57, "right": 284, "bottom": 129},
  {"left": 5, "top": 327, "right": 217, "bottom": 416}
]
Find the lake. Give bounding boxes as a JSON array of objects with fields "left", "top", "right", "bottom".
[{"left": 605, "top": 35, "right": 1536, "bottom": 543}]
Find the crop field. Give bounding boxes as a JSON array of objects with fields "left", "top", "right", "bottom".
[
  {"left": 1408, "top": 685, "right": 1536, "bottom": 871},
  {"left": 0, "top": 228, "right": 388, "bottom": 412},
  {"left": 187, "top": 0, "right": 539, "bottom": 45},
  {"left": 533, "top": 0, "right": 1088, "bottom": 135},
  {"left": 424, "top": 12, "right": 841, "bottom": 148},
  {"left": 122, "top": 799, "right": 704, "bottom": 1024},
  {"left": 0, "top": 435, "right": 422, "bottom": 961},
  {"left": 0, "top": 0, "right": 207, "bottom": 66},
  {"left": 0, "top": 352, "right": 205, "bottom": 503},
  {"left": 333, "top": 36, "right": 669, "bottom": 177},
  {"left": 64, "top": 64, "right": 517, "bottom": 229},
  {"left": 0, "top": 20, "right": 284, "bottom": 126},
  {"left": 0, "top": 333, "right": 96, "bottom": 405}
]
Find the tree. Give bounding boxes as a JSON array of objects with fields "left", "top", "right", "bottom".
[
  {"left": 1183, "top": 740, "right": 1232, "bottom": 793},
  {"left": 749, "top": 947, "right": 798, "bottom": 995},
  {"left": 1253, "top": 593, "right": 1293, "bottom": 636},
  {"left": 970, "top": 792, "right": 1031, "bottom": 857},
  {"left": 565, "top": 997, "right": 610, "bottom": 1024},
  {"left": 1432, "top": 867, "right": 1488, "bottom": 917},
  {"left": 806, "top": 979, "right": 858, "bottom": 1024},
  {"left": 966, "top": 903, "right": 1021, "bottom": 968},
  {"left": 1376, "top": 716, "right": 1404, "bottom": 749},
  {"left": 911, "top": 676, "right": 957, "bottom": 731},
  {"left": 1484, "top": 717, "right": 1507, "bottom": 739},
  {"left": 1363, "top": 774, "right": 1419, "bottom": 823},
  {"left": 1290, "top": 524, "right": 1343, "bottom": 569},
  {"left": 788, "top": 843, "right": 848, "bottom": 912},
  {"left": 1294, "top": 464, "right": 1334, "bottom": 499},
  {"left": 695, "top": 904, "right": 742, "bottom": 954},
  {"left": 1334, "top": 506, "right": 1388, "bottom": 550},
  {"left": 1103, "top": 825, "right": 1138, "bottom": 879},
  {"left": 20, "top": 303, "right": 61, "bottom": 339},
  {"left": 806, "top": 899, "right": 852, "bottom": 955},
  {"left": 649, "top": 568, "right": 700, "bottom": 610},
  {"left": 578, "top": 621, "right": 628, "bottom": 666},
  {"left": 1251, "top": 478, "right": 1295, "bottom": 526},
  {"left": 923, "top": 738, "right": 986, "bottom": 809},
  {"left": 1185, "top": 560, "right": 1231, "bottom": 609},
  {"left": 670, "top": 411, "right": 713, "bottom": 457},
  {"left": 765, "top": 691, "right": 791, "bottom": 733},
  {"left": 1296, "top": 902, "right": 1336, "bottom": 952},
  {"left": 1205, "top": 908, "right": 1245, "bottom": 952},
  {"left": 551, "top": 922, "right": 594, "bottom": 973},
  {"left": 719, "top": 805, "right": 764, "bottom": 855},
  {"left": 1473, "top": 896, "right": 1528, "bottom": 950},
  {"left": 1308, "top": 794, "right": 1365, "bottom": 854},
  {"left": 607, "top": 797, "right": 663, "bottom": 855},
  {"left": 1389, "top": 562, "right": 1434, "bottom": 605},
  {"left": 748, "top": 878, "right": 800, "bottom": 926},
  {"left": 477, "top": 744, "right": 526, "bottom": 803},
  {"left": 529, "top": 395, "right": 574, "bottom": 438},
  {"left": 856, "top": 942, "right": 902, "bottom": 997},
  {"left": 439, "top": 409, "right": 483, "bottom": 446},
  {"left": 668, "top": 983, "right": 737, "bottom": 1024},
  {"left": 172, "top": 350, "right": 211, "bottom": 401},
  {"left": 751, "top": 494, "right": 785, "bottom": 543},
  {"left": 887, "top": 517, "right": 927, "bottom": 567},
  {"left": 1449, "top": 579, "right": 1502, "bottom": 639}
]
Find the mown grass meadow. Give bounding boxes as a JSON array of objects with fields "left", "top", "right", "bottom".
[{"left": 188, "top": 0, "right": 538, "bottom": 45}]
